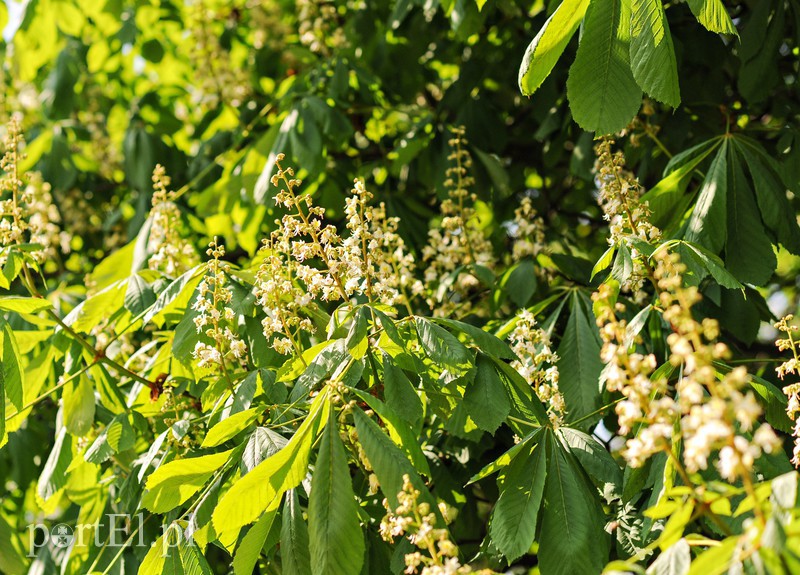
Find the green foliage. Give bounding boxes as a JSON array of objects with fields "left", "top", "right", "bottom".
[{"left": 1, "top": 1, "right": 800, "bottom": 575}]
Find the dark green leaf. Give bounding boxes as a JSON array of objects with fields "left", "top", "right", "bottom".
[
  {"left": 566, "top": 0, "right": 642, "bottom": 134},
  {"left": 489, "top": 440, "right": 546, "bottom": 561},
  {"left": 281, "top": 489, "right": 312, "bottom": 575},
  {"left": 464, "top": 353, "right": 511, "bottom": 433},
  {"left": 415, "top": 317, "right": 473, "bottom": 371},
  {"left": 309, "top": 420, "right": 365, "bottom": 575}
]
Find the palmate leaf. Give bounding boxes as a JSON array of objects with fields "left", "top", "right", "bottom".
[
  {"left": 678, "top": 241, "right": 743, "bottom": 291},
  {"left": 489, "top": 439, "right": 547, "bottom": 561},
  {"left": 566, "top": 0, "right": 642, "bottom": 134},
  {"left": 212, "top": 388, "right": 330, "bottom": 534},
  {"left": 308, "top": 420, "right": 365, "bottom": 575},
  {"left": 518, "top": 0, "right": 590, "bottom": 96},
  {"left": 538, "top": 430, "right": 609, "bottom": 575},
  {"left": 630, "top": 0, "right": 680, "bottom": 107}
]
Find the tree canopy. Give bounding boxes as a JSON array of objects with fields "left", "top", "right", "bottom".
[{"left": 1, "top": 1, "right": 800, "bottom": 574}]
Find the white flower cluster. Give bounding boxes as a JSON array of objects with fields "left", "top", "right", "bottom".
[
  {"left": 255, "top": 157, "right": 420, "bottom": 354},
  {"left": 593, "top": 138, "right": 661, "bottom": 295},
  {"left": 191, "top": 239, "right": 248, "bottom": 370},
  {"left": 24, "top": 172, "right": 70, "bottom": 264},
  {"left": 341, "top": 179, "right": 421, "bottom": 306},
  {"left": 508, "top": 309, "right": 564, "bottom": 424},
  {"left": 775, "top": 315, "right": 800, "bottom": 466},
  {"left": 254, "top": 229, "right": 314, "bottom": 356},
  {"left": 422, "top": 128, "right": 495, "bottom": 317},
  {"left": 595, "top": 252, "right": 781, "bottom": 481},
  {"left": 0, "top": 118, "right": 68, "bottom": 266},
  {"left": 147, "top": 165, "right": 199, "bottom": 277},
  {"left": 379, "top": 475, "right": 478, "bottom": 575},
  {"left": 270, "top": 157, "right": 351, "bottom": 303},
  {"left": 510, "top": 197, "right": 546, "bottom": 262}
]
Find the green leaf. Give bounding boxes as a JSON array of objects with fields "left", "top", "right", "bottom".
[
  {"left": 37, "top": 428, "right": 73, "bottom": 503},
  {"left": 202, "top": 408, "right": 260, "bottom": 448},
  {"left": 281, "top": 489, "right": 312, "bottom": 575},
  {"left": 641, "top": 138, "right": 721, "bottom": 227},
  {"left": 62, "top": 375, "right": 95, "bottom": 437},
  {"left": 686, "top": 536, "right": 736, "bottom": 575},
  {"left": 629, "top": 0, "right": 680, "bottom": 107},
  {"left": 725, "top": 150, "right": 776, "bottom": 285},
  {"left": 735, "top": 138, "right": 800, "bottom": 255},
  {"left": 467, "top": 429, "right": 542, "bottom": 485},
  {"left": 464, "top": 353, "right": 511, "bottom": 434},
  {"left": 489, "top": 440, "right": 547, "bottom": 561},
  {"left": 566, "top": 0, "right": 642, "bottom": 134},
  {"left": 493, "top": 358, "right": 551, "bottom": 428},
  {"left": 538, "top": 431, "right": 609, "bottom": 575},
  {"left": 557, "top": 293, "right": 603, "bottom": 423},
  {"left": 290, "top": 339, "right": 349, "bottom": 402},
  {"left": 63, "top": 280, "right": 126, "bottom": 334},
  {"left": 591, "top": 246, "right": 615, "bottom": 279},
  {"left": 345, "top": 308, "right": 368, "bottom": 360},
  {"left": 212, "top": 388, "right": 330, "bottom": 533},
  {"left": 687, "top": 0, "right": 737, "bottom": 36},
  {"left": 1, "top": 322, "right": 24, "bottom": 410},
  {"left": 233, "top": 507, "right": 279, "bottom": 575},
  {"left": 353, "top": 408, "right": 432, "bottom": 510},
  {"left": 143, "top": 266, "right": 203, "bottom": 325},
  {"left": 180, "top": 540, "right": 215, "bottom": 575},
  {"left": 351, "top": 389, "right": 431, "bottom": 477},
  {"left": 415, "top": 317, "right": 473, "bottom": 371},
  {"left": 518, "top": 0, "right": 591, "bottom": 96},
  {"left": 242, "top": 426, "right": 288, "bottom": 474},
  {"left": 559, "top": 427, "right": 622, "bottom": 489},
  {"left": 431, "top": 317, "right": 517, "bottom": 360},
  {"left": 0, "top": 513, "right": 26, "bottom": 575},
  {"left": 142, "top": 449, "right": 233, "bottom": 513},
  {"left": 679, "top": 241, "right": 743, "bottom": 290},
  {"left": 0, "top": 296, "right": 53, "bottom": 314},
  {"left": 382, "top": 353, "right": 423, "bottom": 426},
  {"left": 309, "top": 420, "right": 365, "bottom": 575},
  {"left": 685, "top": 141, "right": 728, "bottom": 252},
  {"left": 124, "top": 273, "right": 156, "bottom": 316},
  {"left": 611, "top": 243, "right": 634, "bottom": 285}
]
